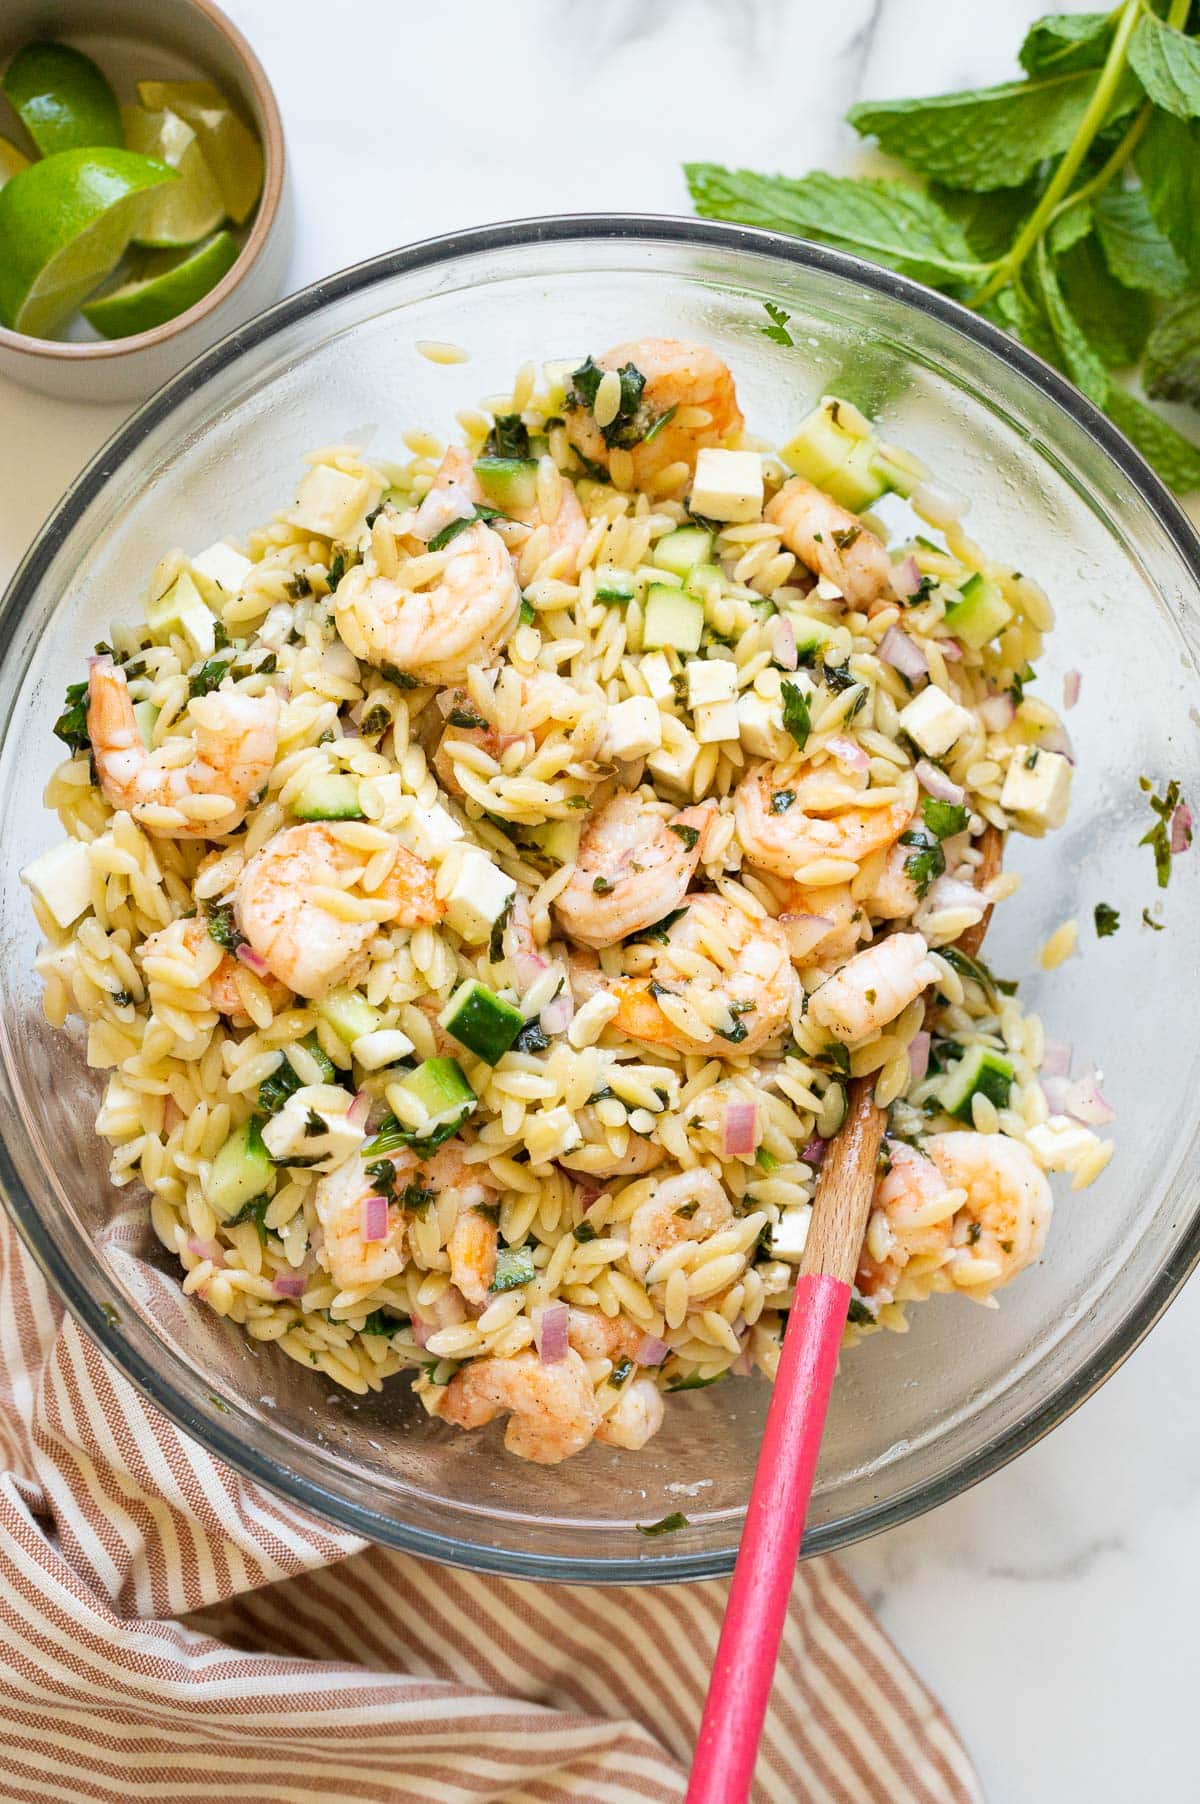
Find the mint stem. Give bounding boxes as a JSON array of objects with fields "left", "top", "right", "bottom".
[{"left": 971, "top": 0, "right": 1143, "bottom": 306}]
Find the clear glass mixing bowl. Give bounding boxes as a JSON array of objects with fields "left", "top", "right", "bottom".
[{"left": 2, "top": 217, "right": 1198, "bottom": 1583}]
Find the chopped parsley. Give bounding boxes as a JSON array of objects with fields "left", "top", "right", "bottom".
[
  {"left": 285, "top": 572, "right": 313, "bottom": 600},
  {"left": 846, "top": 1297, "right": 875, "bottom": 1327},
  {"left": 53, "top": 680, "right": 91, "bottom": 755},
  {"left": 400, "top": 1181, "right": 436, "bottom": 1217},
  {"left": 573, "top": 1220, "right": 598, "bottom": 1244},
  {"left": 760, "top": 301, "right": 793, "bottom": 346},
  {"left": 519, "top": 598, "right": 536, "bottom": 626},
  {"left": 780, "top": 679, "right": 812, "bottom": 751},
  {"left": 820, "top": 660, "right": 857, "bottom": 694},
  {"left": 770, "top": 789, "right": 796, "bottom": 814},
  {"left": 484, "top": 414, "right": 531, "bottom": 459},
  {"left": 1093, "top": 902, "right": 1120, "bottom": 939},
  {"left": 636, "top": 1512, "right": 689, "bottom": 1536},
  {"left": 921, "top": 796, "right": 969, "bottom": 841},
  {"left": 448, "top": 703, "right": 487, "bottom": 729},
  {"left": 326, "top": 550, "right": 346, "bottom": 590},
  {"left": 360, "top": 703, "right": 392, "bottom": 737},
  {"left": 359, "top": 1309, "right": 403, "bottom": 1336},
  {"left": 716, "top": 999, "right": 756, "bottom": 1044},
  {"left": 900, "top": 828, "right": 945, "bottom": 900},
  {"left": 641, "top": 404, "right": 677, "bottom": 444},
  {"left": 188, "top": 657, "right": 231, "bottom": 698},
  {"left": 635, "top": 906, "right": 688, "bottom": 946},
  {"left": 205, "top": 902, "right": 245, "bottom": 953},
  {"left": 381, "top": 664, "right": 421, "bottom": 689},
  {"left": 229, "top": 1192, "right": 272, "bottom": 1244},
  {"left": 820, "top": 1041, "right": 852, "bottom": 1075},
  {"left": 513, "top": 1019, "right": 550, "bottom": 1055},
  {"left": 1139, "top": 777, "right": 1189, "bottom": 890},
  {"left": 831, "top": 525, "right": 861, "bottom": 552},
  {"left": 567, "top": 356, "right": 651, "bottom": 448},
  {"left": 668, "top": 822, "right": 699, "bottom": 850},
  {"left": 940, "top": 945, "right": 1017, "bottom": 998},
  {"left": 365, "top": 1158, "right": 397, "bottom": 1201}
]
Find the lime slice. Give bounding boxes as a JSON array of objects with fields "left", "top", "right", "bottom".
[
  {"left": 82, "top": 229, "right": 239, "bottom": 337},
  {"left": 0, "top": 136, "right": 30, "bottom": 191},
  {"left": 121, "top": 104, "right": 224, "bottom": 247},
  {"left": 2, "top": 41, "right": 123, "bottom": 157},
  {"left": 137, "top": 80, "right": 263, "bottom": 225},
  {"left": 0, "top": 147, "right": 176, "bottom": 338}
]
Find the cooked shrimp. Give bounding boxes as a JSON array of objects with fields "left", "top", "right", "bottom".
[
  {"left": 565, "top": 338, "right": 743, "bottom": 487},
  {"left": 858, "top": 1133, "right": 1051, "bottom": 1301},
  {"left": 334, "top": 520, "right": 520, "bottom": 686},
  {"left": 235, "top": 823, "right": 439, "bottom": 999},
  {"left": 735, "top": 761, "right": 917, "bottom": 883},
  {"left": 378, "top": 1142, "right": 499, "bottom": 1309},
  {"left": 140, "top": 916, "right": 291, "bottom": 1020},
  {"left": 432, "top": 667, "right": 581, "bottom": 798},
  {"left": 554, "top": 791, "right": 714, "bottom": 949},
  {"left": 314, "top": 1155, "right": 406, "bottom": 1292},
  {"left": 863, "top": 840, "right": 921, "bottom": 921},
  {"left": 587, "top": 893, "right": 798, "bottom": 1058},
  {"left": 430, "top": 1347, "right": 601, "bottom": 1464},
  {"left": 765, "top": 476, "right": 896, "bottom": 611},
  {"left": 558, "top": 1105, "right": 667, "bottom": 1177},
  {"left": 627, "top": 1168, "right": 733, "bottom": 1282},
  {"left": 808, "top": 931, "right": 939, "bottom": 1044},
  {"left": 566, "top": 1307, "right": 645, "bottom": 1365},
  {"left": 434, "top": 445, "right": 587, "bottom": 575},
  {"left": 87, "top": 657, "right": 279, "bottom": 838},
  {"left": 596, "top": 1378, "right": 664, "bottom": 1451},
  {"left": 778, "top": 882, "right": 864, "bottom": 965}
]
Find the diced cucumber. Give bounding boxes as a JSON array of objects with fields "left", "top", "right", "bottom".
[
  {"left": 780, "top": 398, "right": 920, "bottom": 513},
  {"left": 595, "top": 568, "right": 636, "bottom": 605},
  {"left": 439, "top": 978, "right": 524, "bottom": 1065},
  {"left": 685, "top": 561, "right": 724, "bottom": 603},
  {"left": 938, "top": 1044, "right": 1015, "bottom": 1121},
  {"left": 371, "top": 1057, "right": 477, "bottom": 1154},
  {"left": 785, "top": 607, "right": 840, "bottom": 662},
  {"left": 642, "top": 583, "right": 705, "bottom": 654},
  {"left": 291, "top": 773, "right": 365, "bottom": 821},
  {"left": 533, "top": 818, "right": 582, "bottom": 864},
  {"left": 943, "top": 573, "right": 1014, "bottom": 650},
  {"left": 205, "top": 1118, "right": 274, "bottom": 1221},
  {"left": 474, "top": 456, "right": 539, "bottom": 510},
  {"left": 132, "top": 699, "right": 159, "bottom": 747},
  {"left": 491, "top": 1244, "right": 536, "bottom": 1292},
  {"left": 653, "top": 526, "right": 714, "bottom": 578},
  {"left": 315, "top": 986, "right": 383, "bottom": 1045}
]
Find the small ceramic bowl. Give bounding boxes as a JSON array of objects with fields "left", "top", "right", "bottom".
[{"left": 0, "top": 0, "right": 290, "bottom": 404}]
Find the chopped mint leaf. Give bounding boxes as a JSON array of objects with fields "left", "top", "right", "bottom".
[{"left": 1093, "top": 901, "right": 1120, "bottom": 938}]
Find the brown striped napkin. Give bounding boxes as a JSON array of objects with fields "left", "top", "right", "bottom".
[{"left": 0, "top": 1209, "right": 979, "bottom": 1804}]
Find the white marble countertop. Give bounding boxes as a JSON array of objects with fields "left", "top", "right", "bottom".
[{"left": 2, "top": 2, "right": 1197, "bottom": 1798}]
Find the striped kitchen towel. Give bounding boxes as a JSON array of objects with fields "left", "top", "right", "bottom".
[{"left": 0, "top": 1207, "right": 980, "bottom": 1803}]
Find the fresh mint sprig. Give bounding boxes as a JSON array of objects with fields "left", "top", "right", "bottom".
[{"left": 686, "top": 0, "right": 1200, "bottom": 492}]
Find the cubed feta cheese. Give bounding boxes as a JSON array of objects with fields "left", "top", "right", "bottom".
[
  {"left": 897, "top": 685, "right": 974, "bottom": 758},
  {"left": 291, "top": 464, "right": 375, "bottom": 540},
  {"left": 191, "top": 540, "right": 252, "bottom": 595},
  {"left": 261, "top": 1085, "right": 365, "bottom": 1170},
  {"left": 690, "top": 448, "right": 764, "bottom": 523},
  {"left": 604, "top": 695, "right": 662, "bottom": 762},
  {"left": 21, "top": 839, "right": 94, "bottom": 930},
  {"left": 640, "top": 651, "right": 675, "bottom": 702},
  {"left": 771, "top": 1207, "right": 812, "bottom": 1263},
  {"left": 737, "top": 691, "right": 793, "bottom": 761},
  {"left": 406, "top": 800, "right": 464, "bottom": 862},
  {"left": 525, "top": 1104, "right": 583, "bottom": 1167},
  {"left": 441, "top": 845, "right": 517, "bottom": 943},
  {"left": 351, "top": 1027, "right": 415, "bottom": 1071},
  {"left": 687, "top": 658, "right": 737, "bottom": 709},
  {"left": 999, "top": 748, "right": 1072, "bottom": 831},
  {"left": 647, "top": 727, "right": 701, "bottom": 795},
  {"left": 1025, "top": 1116, "right": 1097, "bottom": 1171},
  {"left": 694, "top": 697, "right": 740, "bottom": 744}
]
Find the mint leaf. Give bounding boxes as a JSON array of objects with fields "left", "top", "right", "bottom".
[
  {"left": 1092, "top": 187, "right": 1190, "bottom": 298},
  {"left": 1106, "top": 385, "right": 1200, "bottom": 492},
  {"left": 1032, "top": 242, "right": 1109, "bottom": 403},
  {"left": 1135, "top": 110, "right": 1200, "bottom": 280},
  {"left": 931, "top": 180, "right": 1037, "bottom": 261},
  {"left": 1019, "top": 12, "right": 1114, "bottom": 77},
  {"left": 780, "top": 680, "right": 812, "bottom": 751},
  {"left": 1058, "top": 234, "right": 1152, "bottom": 368},
  {"left": 683, "top": 164, "right": 985, "bottom": 289},
  {"left": 847, "top": 69, "right": 1141, "bottom": 193},
  {"left": 1144, "top": 294, "right": 1200, "bottom": 406},
  {"left": 1046, "top": 200, "right": 1094, "bottom": 257},
  {"left": 1128, "top": 12, "right": 1200, "bottom": 121}
]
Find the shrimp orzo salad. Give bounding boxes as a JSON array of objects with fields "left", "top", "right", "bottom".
[{"left": 25, "top": 337, "right": 1113, "bottom": 1464}]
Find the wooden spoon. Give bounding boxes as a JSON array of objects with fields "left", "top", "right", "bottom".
[{"left": 684, "top": 826, "right": 1003, "bottom": 1804}]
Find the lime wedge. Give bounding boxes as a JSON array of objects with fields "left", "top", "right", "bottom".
[
  {"left": 82, "top": 229, "right": 239, "bottom": 337},
  {"left": 137, "top": 80, "right": 263, "bottom": 225},
  {"left": 0, "top": 147, "right": 176, "bottom": 338},
  {"left": 2, "top": 41, "right": 123, "bottom": 157},
  {"left": 121, "top": 104, "right": 224, "bottom": 247},
  {"left": 0, "top": 136, "right": 30, "bottom": 191}
]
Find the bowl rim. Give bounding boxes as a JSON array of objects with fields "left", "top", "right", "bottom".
[
  {"left": 4, "top": 211, "right": 1200, "bottom": 1583},
  {"left": 0, "top": 0, "right": 285, "bottom": 363}
]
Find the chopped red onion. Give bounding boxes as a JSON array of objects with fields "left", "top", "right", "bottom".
[
  {"left": 361, "top": 1194, "right": 389, "bottom": 1242},
  {"left": 347, "top": 1090, "right": 371, "bottom": 1129},
  {"left": 540, "top": 987, "right": 574, "bottom": 1036},
  {"left": 1042, "top": 1074, "right": 1073, "bottom": 1115},
  {"left": 1172, "top": 802, "right": 1193, "bottom": 855},
  {"left": 979, "top": 692, "right": 1015, "bottom": 732},
  {"left": 908, "top": 1031, "right": 931, "bottom": 1084},
  {"left": 723, "top": 1100, "right": 758, "bottom": 1158},
  {"left": 534, "top": 1303, "right": 570, "bottom": 1365},
  {"left": 412, "top": 481, "right": 475, "bottom": 544},
  {"left": 1066, "top": 1071, "right": 1116, "bottom": 1126},
  {"left": 802, "top": 1136, "right": 827, "bottom": 1167},
  {"left": 187, "top": 1235, "right": 225, "bottom": 1266},
  {"left": 732, "top": 1345, "right": 754, "bottom": 1377},
  {"left": 1037, "top": 724, "right": 1075, "bottom": 764},
  {"left": 273, "top": 1273, "right": 306, "bottom": 1298},
  {"left": 779, "top": 912, "right": 834, "bottom": 960},
  {"left": 770, "top": 616, "right": 798, "bottom": 671},
  {"left": 939, "top": 637, "right": 963, "bottom": 662},
  {"left": 891, "top": 555, "right": 923, "bottom": 600},
  {"left": 411, "top": 1313, "right": 432, "bottom": 1349},
  {"left": 826, "top": 734, "right": 870, "bottom": 774},
  {"left": 1041, "top": 1039, "right": 1072, "bottom": 1079},
  {"left": 635, "top": 1334, "right": 669, "bottom": 1367},
  {"left": 915, "top": 759, "right": 964, "bottom": 806},
  {"left": 878, "top": 625, "right": 928, "bottom": 681},
  {"left": 234, "top": 942, "right": 268, "bottom": 977},
  {"left": 1062, "top": 669, "right": 1081, "bottom": 710}
]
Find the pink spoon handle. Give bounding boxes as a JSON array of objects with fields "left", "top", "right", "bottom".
[{"left": 684, "top": 1273, "right": 849, "bottom": 1804}]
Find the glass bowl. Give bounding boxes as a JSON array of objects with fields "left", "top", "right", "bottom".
[{"left": 2, "top": 217, "right": 1199, "bottom": 1584}]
